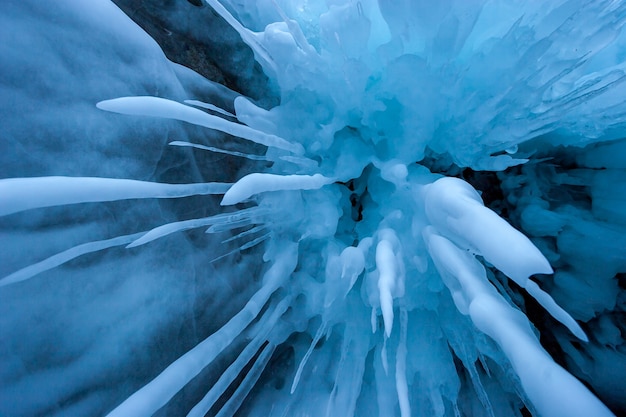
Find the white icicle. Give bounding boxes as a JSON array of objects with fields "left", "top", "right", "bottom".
[
  {"left": 221, "top": 173, "right": 335, "bottom": 205},
  {"left": 524, "top": 279, "right": 589, "bottom": 341},
  {"left": 340, "top": 240, "right": 369, "bottom": 296},
  {"left": 169, "top": 141, "right": 267, "bottom": 161},
  {"left": 423, "top": 177, "right": 588, "bottom": 340},
  {"left": 291, "top": 322, "right": 327, "bottom": 394},
  {"left": 184, "top": 99, "right": 236, "bottom": 118},
  {"left": 204, "top": 0, "right": 278, "bottom": 76},
  {"left": 0, "top": 176, "right": 230, "bottom": 216},
  {"left": 221, "top": 225, "right": 266, "bottom": 244},
  {"left": 213, "top": 342, "right": 277, "bottom": 417},
  {"left": 395, "top": 309, "right": 411, "bottom": 417},
  {"left": 186, "top": 297, "right": 291, "bottom": 417},
  {"left": 0, "top": 232, "right": 145, "bottom": 287},
  {"left": 127, "top": 217, "right": 218, "bottom": 248},
  {"left": 424, "top": 228, "right": 615, "bottom": 417},
  {"left": 105, "top": 245, "right": 297, "bottom": 417},
  {"left": 128, "top": 207, "right": 265, "bottom": 248},
  {"left": 376, "top": 238, "right": 396, "bottom": 338},
  {"left": 424, "top": 176, "right": 553, "bottom": 287},
  {"left": 238, "top": 232, "right": 272, "bottom": 251},
  {"left": 97, "top": 97, "right": 303, "bottom": 154}
]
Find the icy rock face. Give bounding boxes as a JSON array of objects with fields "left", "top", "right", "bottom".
[{"left": 1, "top": 0, "right": 626, "bottom": 416}]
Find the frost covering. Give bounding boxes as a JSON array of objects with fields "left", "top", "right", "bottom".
[{"left": 1, "top": 0, "right": 626, "bottom": 416}]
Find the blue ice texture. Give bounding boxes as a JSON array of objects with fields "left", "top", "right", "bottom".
[{"left": 1, "top": 0, "right": 625, "bottom": 416}]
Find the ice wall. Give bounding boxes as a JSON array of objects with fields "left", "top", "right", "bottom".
[
  {"left": 0, "top": 1, "right": 266, "bottom": 416},
  {"left": 1, "top": 0, "right": 625, "bottom": 416}
]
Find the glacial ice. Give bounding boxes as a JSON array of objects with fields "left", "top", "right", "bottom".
[{"left": 1, "top": 0, "right": 626, "bottom": 416}]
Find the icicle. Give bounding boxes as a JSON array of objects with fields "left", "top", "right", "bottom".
[
  {"left": 424, "top": 177, "right": 589, "bottom": 340},
  {"left": 221, "top": 173, "right": 335, "bottom": 206},
  {"left": 97, "top": 97, "right": 303, "bottom": 154},
  {"left": 186, "top": 296, "right": 291, "bottom": 417},
  {"left": 183, "top": 99, "right": 236, "bottom": 118},
  {"left": 395, "top": 309, "right": 410, "bottom": 417},
  {"left": 424, "top": 228, "right": 615, "bottom": 417},
  {"left": 376, "top": 237, "right": 396, "bottom": 338},
  {"left": 206, "top": 218, "right": 254, "bottom": 233},
  {"left": 424, "top": 176, "right": 553, "bottom": 288},
  {"left": 279, "top": 155, "right": 320, "bottom": 169},
  {"left": 338, "top": 245, "right": 365, "bottom": 294},
  {"left": 214, "top": 342, "right": 277, "bottom": 417},
  {"left": 466, "top": 358, "right": 494, "bottom": 417},
  {"left": 204, "top": 0, "right": 278, "bottom": 75},
  {"left": 169, "top": 141, "right": 267, "bottom": 161},
  {"left": 478, "top": 352, "right": 491, "bottom": 378},
  {"left": 238, "top": 232, "right": 271, "bottom": 251},
  {"left": 126, "top": 217, "right": 218, "bottom": 248},
  {"left": 221, "top": 225, "right": 267, "bottom": 244},
  {"left": 371, "top": 307, "right": 377, "bottom": 334},
  {"left": 127, "top": 207, "right": 266, "bottom": 248},
  {"left": 269, "top": 0, "right": 317, "bottom": 55},
  {"left": 0, "top": 232, "right": 145, "bottom": 287},
  {"left": 209, "top": 233, "right": 271, "bottom": 264},
  {"left": 104, "top": 246, "right": 297, "bottom": 417},
  {"left": 380, "top": 337, "right": 389, "bottom": 376},
  {"left": 524, "top": 279, "right": 588, "bottom": 341},
  {"left": 0, "top": 177, "right": 230, "bottom": 216},
  {"left": 325, "top": 313, "right": 369, "bottom": 417},
  {"left": 291, "top": 322, "right": 327, "bottom": 394}
]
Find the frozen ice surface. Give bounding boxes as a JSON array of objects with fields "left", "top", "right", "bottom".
[{"left": 1, "top": 0, "right": 626, "bottom": 416}]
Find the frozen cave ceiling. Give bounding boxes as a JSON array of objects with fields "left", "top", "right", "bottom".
[{"left": 1, "top": 1, "right": 625, "bottom": 417}]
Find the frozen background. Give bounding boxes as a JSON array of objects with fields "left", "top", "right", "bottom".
[{"left": 1, "top": 0, "right": 625, "bottom": 416}]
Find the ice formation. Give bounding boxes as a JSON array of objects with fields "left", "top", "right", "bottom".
[{"left": 1, "top": 0, "right": 625, "bottom": 416}]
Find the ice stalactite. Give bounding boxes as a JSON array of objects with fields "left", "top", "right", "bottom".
[{"left": 1, "top": 0, "right": 625, "bottom": 416}]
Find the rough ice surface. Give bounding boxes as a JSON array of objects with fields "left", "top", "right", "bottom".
[{"left": 1, "top": 0, "right": 626, "bottom": 417}]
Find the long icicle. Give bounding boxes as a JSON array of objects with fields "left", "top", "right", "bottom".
[
  {"left": 169, "top": 141, "right": 268, "bottom": 161},
  {"left": 0, "top": 177, "right": 230, "bottom": 216},
  {"left": 290, "top": 321, "right": 327, "bottom": 394},
  {"left": 395, "top": 308, "right": 411, "bottom": 417},
  {"left": 104, "top": 246, "right": 297, "bottom": 417},
  {"left": 203, "top": 0, "right": 278, "bottom": 76},
  {"left": 214, "top": 342, "right": 277, "bottom": 417},
  {"left": 186, "top": 296, "right": 291, "bottom": 417},
  {"left": 184, "top": 99, "right": 236, "bottom": 118},
  {"left": 127, "top": 207, "right": 266, "bottom": 248},
  {"left": 0, "top": 232, "right": 145, "bottom": 287},
  {"left": 97, "top": 97, "right": 303, "bottom": 154}
]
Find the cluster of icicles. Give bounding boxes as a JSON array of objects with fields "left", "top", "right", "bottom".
[
  {"left": 2, "top": 0, "right": 623, "bottom": 416},
  {"left": 0, "top": 96, "right": 615, "bottom": 417}
]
